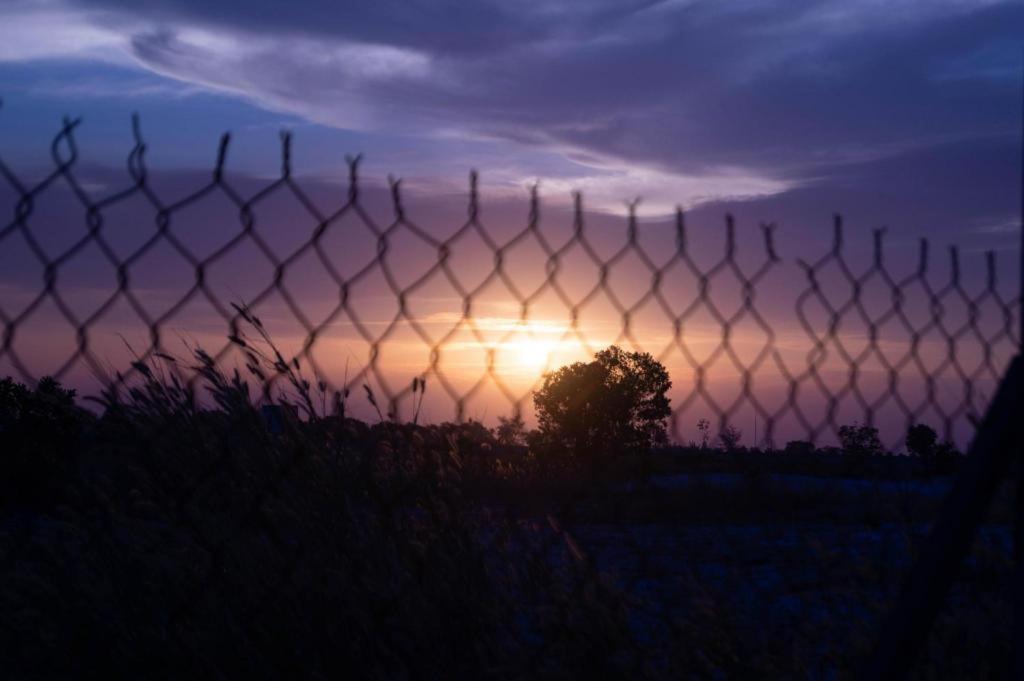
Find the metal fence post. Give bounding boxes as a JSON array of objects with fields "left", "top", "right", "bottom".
[
  {"left": 865, "top": 356, "right": 1022, "bottom": 679},
  {"left": 1016, "top": 70, "right": 1024, "bottom": 681}
]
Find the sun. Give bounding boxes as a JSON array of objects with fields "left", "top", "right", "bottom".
[{"left": 512, "top": 338, "right": 553, "bottom": 371}]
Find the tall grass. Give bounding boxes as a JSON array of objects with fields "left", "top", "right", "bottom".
[{"left": 0, "top": 317, "right": 1012, "bottom": 678}]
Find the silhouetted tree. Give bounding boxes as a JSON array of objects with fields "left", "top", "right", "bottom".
[
  {"left": 837, "top": 422, "right": 884, "bottom": 456},
  {"left": 532, "top": 346, "right": 671, "bottom": 460},
  {"left": 718, "top": 424, "right": 743, "bottom": 452},
  {"left": 495, "top": 413, "right": 527, "bottom": 446},
  {"left": 1, "top": 376, "right": 92, "bottom": 505},
  {"left": 905, "top": 423, "right": 938, "bottom": 458},
  {"left": 906, "top": 422, "right": 962, "bottom": 469}
]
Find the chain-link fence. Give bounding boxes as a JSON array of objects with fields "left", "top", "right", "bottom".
[
  {"left": 1, "top": 116, "right": 1019, "bottom": 448},
  {"left": 1, "top": 117, "right": 1021, "bottom": 678}
]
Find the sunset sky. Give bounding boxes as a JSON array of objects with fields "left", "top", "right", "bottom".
[{"left": 0, "top": 0, "right": 1021, "bottom": 445}]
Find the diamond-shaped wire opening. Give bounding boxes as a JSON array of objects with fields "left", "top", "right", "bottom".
[
  {"left": 369, "top": 319, "right": 435, "bottom": 420},
  {"left": 21, "top": 179, "right": 97, "bottom": 259},
  {"left": 0, "top": 228, "right": 47, "bottom": 321},
  {"left": 621, "top": 298, "right": 676, "bottom": 357},
  {"left": 653, "top": 258, "right": 701, "bottom": 319},
  {"left": 441, "top": 224, "right": 497, "bottom": 294},
  {"left": 161, "top": 184, "right": 247, "bottom": 263},
  {"left": 123, "top": 236, "right": 203, "bottom": 322},
  {"left": 546, "top": 239, "right": 602, "bottom": 304},
  {"left": 500, "top": 232, "right": 560, "bottom": 301},
  {"left": 314, "top": 207, "right": 383, "bottom": 281},
  {"left": 568, "top": 290, "right": 624, "bottom": 357},
  {"left": 245, "top": 180, "right": 327, "bottom": 256},
  {"left": 490, "top": 321, "right": 565, "bottom": 403},
  {"left": 341, "top": 267, "right": 400, "bottom": 338},
  {"left": 676, "top": 304, "right": 729, "bottom": 369},
  {"left": 5, "top": 296, "right": 82, "bottom": 381},
  {"left": 203, "top": 237, "right": 278, "bottom": 308},
  {"left": 276, "top": 246, "right": 344, "bottom": 329},
  {"left": 378, "top": 221, "right": 444, "bottom": 292},
  {"left": 429, "top": 321, "right": 494, "bottom": 421},
  {"left": 89, "top": 188, "right": 163, "bottom": 261},
  {"left": 605, "top": 247, "right": 658, "bottom": 312}
]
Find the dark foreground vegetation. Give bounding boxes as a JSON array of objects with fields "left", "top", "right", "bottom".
[{"left": 0, "top": 344, "right": 1012, "bottom": 678}]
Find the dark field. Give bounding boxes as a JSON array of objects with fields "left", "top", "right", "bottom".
[{"left": 0, "top": 372, "right": 1012, "bottom": 679}]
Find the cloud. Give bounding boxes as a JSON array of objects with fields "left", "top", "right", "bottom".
[
  {"left": 0, "top": 0, "right": 1019, "bottom": 216},
  {"left": 0, "top": 2, "right": 127, "bottom": 64},
  {"left": 971, "top": 217, "right": 1019, "bottom": 234},
  {"left": 529, "top": 165, "right": 792, "bottom": 216},
  {"left": 124, "top": 27, "right": 439, "bottom": 131},
  {"left": 24, "top": 74, "right": 203, "bottom": 99}
]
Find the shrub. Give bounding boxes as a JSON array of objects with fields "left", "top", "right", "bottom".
[
  {"left": 0, "top": 376, "right": 93, "bottom": 505},
  {"left": 718, "top": 423, "right": 743, "bottom": 452},
  {"left": 906, "top": 423, "right": 939, "bottom": 458},
  {"left": 784, "top": 440, "right": 816, "bottom": 457},
  {"left": 838, "top": 422, "right": 885, "bottom": 457},
  {"left": 495, "top": 412, "right": 527, "bottom": 446}
]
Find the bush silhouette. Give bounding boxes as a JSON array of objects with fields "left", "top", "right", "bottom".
[
  {"left": 784, "top": 440, "right": 816, "bottom": 457},
  {"left": 495, "top": 412, "right": 527, "bottom": 446},
  {"left": 838, "top": 422, "right": 885, "bottom": 456},
  {"left": 0, "top": 376, "right": 93, "bottom": 505},
  {"left": 906, "top": 423, "right": 938, "bottom": 458},
  {"left": 532, "top": 345, "right": 670, "bottom": 463},
  {"left": 718, "top": 423, "right": 743, "bottom": 452}
]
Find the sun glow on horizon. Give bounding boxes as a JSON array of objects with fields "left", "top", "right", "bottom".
[{"left": 511, "top": 337, "right": 555, "bottom": 371}]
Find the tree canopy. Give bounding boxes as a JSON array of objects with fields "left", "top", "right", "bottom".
[
  {"left": 905, "top": 423, "right": 938, "bottom": 458},
  {"left": 837, "top": 422, "right": 884, "bottom": 456},
  {"left": 532, "top": 346, "right": 671, "bottom": 459}
]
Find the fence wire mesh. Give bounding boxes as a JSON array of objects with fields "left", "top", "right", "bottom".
[
  {"left": 1, "top": 117, "right": 1021, "bottom": 678},
  {"left": 1, "top": 117, "right": 1019, "bottom": 447}
]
